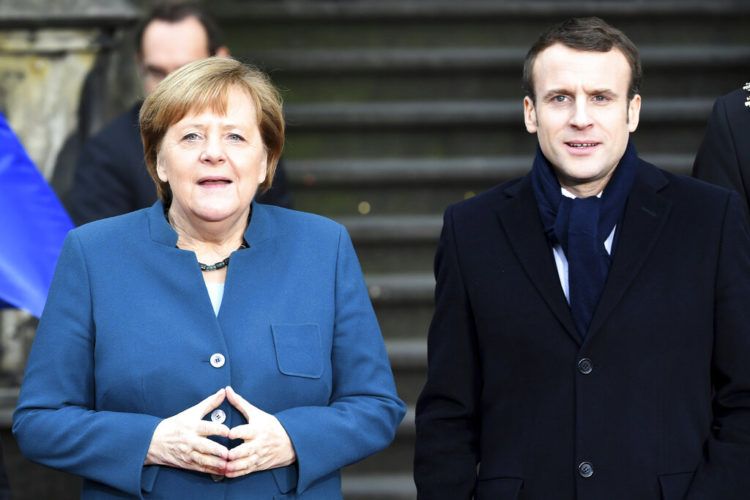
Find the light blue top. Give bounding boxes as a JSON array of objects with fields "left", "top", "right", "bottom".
[
  {"left": 13, "top": 201, "right": 405, "bottom": 499},
  {"left": 204, "top": 282, "right": 225, "bottom": 316}
]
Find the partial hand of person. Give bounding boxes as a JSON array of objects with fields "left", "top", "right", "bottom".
[
  {"left": 145, "top": 388, "right": 231, "bottom": 475},
  {"left": 224, "top": 385, "right": 296, "bottom": 478}
]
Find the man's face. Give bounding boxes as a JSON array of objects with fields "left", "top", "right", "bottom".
[
  {"left": 523, "top": 44, "right": 641, "bottom": 197},
  {"left": 139, "top": 17, "right": 211, "bottom": 96}
]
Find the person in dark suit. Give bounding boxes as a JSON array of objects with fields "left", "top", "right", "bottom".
[
  {"left": 65, "top": 2, "right": 291, "bottom": 226},
  {"left": 414, "top": 17, "right": 750, "bottom": 500},
  {"left": 692, "top": 84, "right": 750, "bottom": 210},
  {"left": 14, "top": 57, "right": 403, "bottom": 499}
]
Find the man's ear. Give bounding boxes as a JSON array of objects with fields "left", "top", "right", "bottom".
[
  {"left": 215, "top": 46, "right": 230, "bottom": 58},
  {"left": 627, "top": 94, "right": 641, "bottom": 132},
  {"left": 523, "top": 96, "right": 538, "bottom": 134}
]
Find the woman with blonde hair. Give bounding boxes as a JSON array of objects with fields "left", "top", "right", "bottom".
[{"left": 14, "top": 57, "right": 405, "bottom": 499}]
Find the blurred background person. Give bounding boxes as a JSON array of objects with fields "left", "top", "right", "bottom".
[
  {"left": 64, "top": 1, "right": 292, "bottom": 227},
  {"left": 692, "top": 83, "right": 750, "bottom": 212},
  {"left": 13, "top": 57, "right": 404, "bottom": 498}
]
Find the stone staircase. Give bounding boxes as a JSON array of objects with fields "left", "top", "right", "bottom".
[{"left": 212, "top": 1, "right": 750, "bottom": 498}]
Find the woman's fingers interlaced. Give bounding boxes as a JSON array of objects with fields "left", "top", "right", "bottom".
[
  {"left": 224, "top": 386, "right": 296, "bottom": 477},
  {"left": 145, "top": 388, "right": 231, "bottom": 475}
]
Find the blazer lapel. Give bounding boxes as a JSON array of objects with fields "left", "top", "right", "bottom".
[
  {"left": 218, "top": 202, "right": 277, "bottom": 321},
  {"left": 495, "top": 177, "right": 581, "bottom": 346},
  {"left": 587, "top": 161, "right": 672, "bottom": 340}
]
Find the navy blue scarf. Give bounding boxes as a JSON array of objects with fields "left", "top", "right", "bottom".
[{"left": 530, "top": 141, "right": 638, "bottom": 338}]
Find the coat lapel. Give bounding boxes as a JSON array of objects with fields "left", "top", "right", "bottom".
[
  {"left": 495, "top": 178, "right": 581, "bottom": 346},
  {"left": 586, "top": 161, "right": 672, "bottom": 341}
]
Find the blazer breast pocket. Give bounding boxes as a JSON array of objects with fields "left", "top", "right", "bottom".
[{"left": 271, "top": 323, "right": 323, "bottom": 379}]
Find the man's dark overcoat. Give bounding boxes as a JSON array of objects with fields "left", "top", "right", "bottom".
[{"left": 415, "top": 158, "right": 750, "bottom": 500}]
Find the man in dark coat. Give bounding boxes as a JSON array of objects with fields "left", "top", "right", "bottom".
[
  {"left": 692, "top": 84, "right": 750, "bottom": 211},
  {"left": 65, "top": 2, "right": 291, "bottom": 226},
  {"left": 414, "top": 17, "right": 750, "bottom": 500}
]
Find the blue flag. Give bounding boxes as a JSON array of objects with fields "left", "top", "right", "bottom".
[{"left": 0, "top": 113, "right": 73, "bottom": 318}]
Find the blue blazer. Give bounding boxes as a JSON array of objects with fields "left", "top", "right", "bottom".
[{"left": 14, "top": 201, "right": 405, "bottom": 499}]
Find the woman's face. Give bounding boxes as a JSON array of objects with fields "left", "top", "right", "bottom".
[{"left": 156, "top": 86, "right": 267, "bottom": 226}]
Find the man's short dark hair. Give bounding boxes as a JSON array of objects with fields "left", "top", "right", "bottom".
[
  {"left": 135, "top": 2, "right": 224, "bottom": 57},
  {"left": 522, "top": 17, "right": 642, "bottom": 102}
]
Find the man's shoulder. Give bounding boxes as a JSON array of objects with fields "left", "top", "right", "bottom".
[
  {"left": 709, "top": 85, "right": 750, "bottom": 128},
  {"left": 85, "top": 103, "right": 142, "bottom": 151},
  {"left": 717, "top": 85, "right": 750, "bottom": 109}
]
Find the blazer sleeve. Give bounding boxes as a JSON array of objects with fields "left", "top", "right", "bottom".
[
  {"left": 12, "top": 231, "right": 162, "bottom": 498},
  {"left": 686, "top": 192, "right": 750, "bottom": 499},
  {"left": 692, "top": 95, "right": 748, "bottom": 210},
  {"left": 414, "top": 206, "right": 481, "bottom": 500},
  {"left": 273, "top": 226, "right": 406, "bottom": 494}
]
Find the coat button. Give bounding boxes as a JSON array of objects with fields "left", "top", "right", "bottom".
[
  {"left": 211, "top": 409, "right": 226, "bottom": 424},
  {"left": 578, "top": 461, "right": 594, "bottom": 478},
  {"left": 210, "top": 353, "right": 225, "bottom": 368},
  {"left": 211, "top": 474, "right": 224, "bottom": 482},
  {"left": 578, "top": 358, "right": 593, "bottom": 375}
]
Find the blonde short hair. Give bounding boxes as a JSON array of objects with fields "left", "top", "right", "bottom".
[{"left": 140, "top": 57, "right": 285, "bottom": 204}]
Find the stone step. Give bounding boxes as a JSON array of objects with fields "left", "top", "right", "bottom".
[
  {"left": 287, "top": 155, "right": 694, "bottom": 216},
  {"left": 249, "top": 46, "right": 750, "bottom": 102},
  {"left": 367, "top": 273, "right": 435, "bottom": 304},
  {"left": 253, "top": 46, "right": 750, "bottom": 73},
  {"left": 387, "top": 340, "right": 428, "bottom": 407},
  {"left": 288, "top": 154, "right": 692, "bottom": 185},
  {"left": 341, "top": 472, "right": 416, "bottom": 500},
  {"left": 217, "top": 0, "right": 750, "bottom": 18},
  {"left": 369, "top": 273, "right": 434, "bottom": 342},
  {"left": 218, "top": 1, "right": 750, "bottom": 50},
  {"left": 282, "top": 98, "right": 713, "bottom": 159},
  {"left": 345, "top": 418, "right": 416, "bottom": 477},
  {"left": 375, "top": 297, "right": 434, "bottom": 343},
  {"left": 339, "top": 215, "right": 441, "bottom": 273},
  {"left": 342, "top": 215, "right": 443, "bottom": 241}
]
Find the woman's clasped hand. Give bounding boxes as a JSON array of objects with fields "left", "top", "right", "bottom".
[{"left": 145, "top": 386, "right": 296, "bottom": 478}]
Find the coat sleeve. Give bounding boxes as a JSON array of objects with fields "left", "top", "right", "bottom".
[
  {"left": 686, "top": 192, "right": 750, "bottom": 499},
  {"left": 414, "top": 206, "right": 481, "bottom": 500},
  {"left": 273, "top": 226, "right": 406, "bottom": 493},
  {"left": 692, "top": 95, "right": 748, "bottom": 211},
  {"left": 12, "top": 231, "right": 162, "bottom": 498}
]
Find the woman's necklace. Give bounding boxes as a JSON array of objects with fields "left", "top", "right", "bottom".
[
  {"left": 198, "top": 257, "right": 231, "bottom": 272},
  {"left": 196, "top": 241, "right": 248, "bottom": 272}
]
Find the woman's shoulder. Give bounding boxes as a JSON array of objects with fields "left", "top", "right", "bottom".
[{"left": 69, "top": 208, "right": 150, "bottom": 246}]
